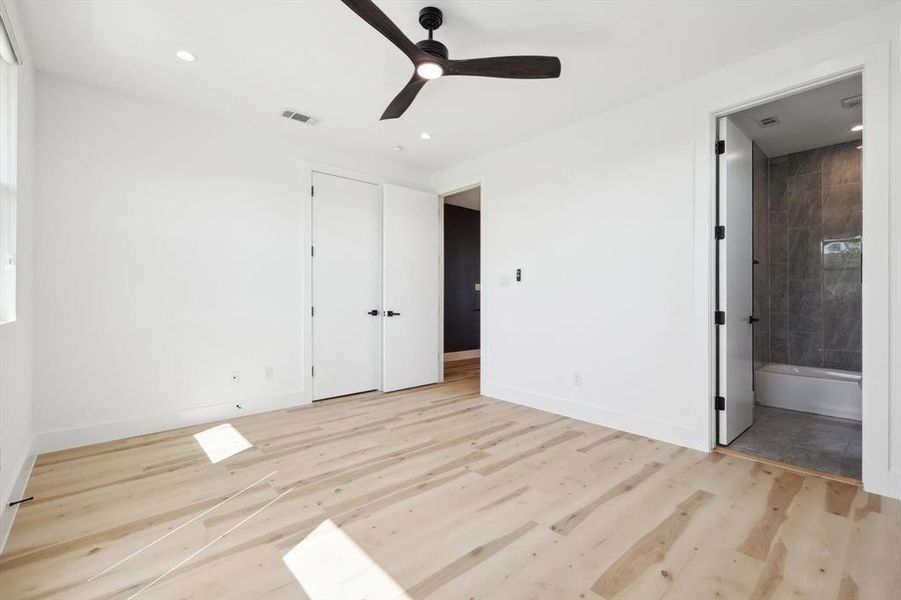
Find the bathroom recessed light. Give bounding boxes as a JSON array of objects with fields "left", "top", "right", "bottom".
[
  {"left": 850, "top": 124, "right": 863, "bottom": 132},
  {"left": 176, "top": 50, "right": 198, "bottom": 63},
  {"left": 420, "top": 132, "right": 431, "bottom": 140}
]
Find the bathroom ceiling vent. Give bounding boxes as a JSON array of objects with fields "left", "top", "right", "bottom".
[
  {"left": 841, "top": 95, "right": 862, "bottom": 110},
  {"left": 756, "top": 115, "right": 780, "bottom": 128},
  {"left": 281, "top": 109, "right": 314, "bottom": 124}
]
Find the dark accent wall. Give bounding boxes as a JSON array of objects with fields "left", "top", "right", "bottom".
[
  {"left": 444, "top": 204, "right": 480, "bottom": 352},
  {"left": 766, "top": 140, "right": 862, "bottom": 370}
]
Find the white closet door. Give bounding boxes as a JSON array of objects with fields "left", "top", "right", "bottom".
[
  {"left": 382, "top": 184, "right": 440, "bottom": 392},
  {"left": 312, "top": 172, "right": 381, "bottom": 400},
  {"left": 717, "top": 116, "right": 755, "bottom": 444}
]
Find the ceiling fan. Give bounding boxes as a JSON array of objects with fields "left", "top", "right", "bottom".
[{"left": 341, "top": 0, "right": 562, "bottom": 120}]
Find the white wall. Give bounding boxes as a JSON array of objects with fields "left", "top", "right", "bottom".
[
  {"left": 433, "top": 5, "right": 901, "bottom": 498},
  {"left": 32, "top": 73, "right": 430, "bottom": 451},
  {"left": 0, "top": 0, "right": 36, "bottom": 545}
]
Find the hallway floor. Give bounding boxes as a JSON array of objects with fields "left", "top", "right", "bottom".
[{"left": 729, "top": 405, "right": 862, "bottom": 479}]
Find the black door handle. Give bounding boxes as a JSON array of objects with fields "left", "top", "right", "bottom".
[
  {"left": 749, "top": 315, "right": 760, "bottom": 324},
  {"left": 367, "top": 310, "right": 379, "bottom": 316},
  {"left": 386, "top": 310, "right": 401, "bottom": 317}
]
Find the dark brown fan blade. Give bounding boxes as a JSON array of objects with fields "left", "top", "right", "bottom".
[
  {"left": 341, "top": 0, "right": 425, "bottom": 64},
  {"left": 381, "top": 74, "right": 428, "bottom": 120},
  {"left": 444, "top": 56, "right": 561, "bottom": 79}
]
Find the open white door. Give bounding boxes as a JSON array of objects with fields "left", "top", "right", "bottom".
[
  {"left": 311, "top": 172, "right": 381, "bottom": 401},
  {"left": 717, "top": 116, "right": 755, "bottom": 444},
  {"left": 382, "top": 184, "right": 440, "bottom": 392}
]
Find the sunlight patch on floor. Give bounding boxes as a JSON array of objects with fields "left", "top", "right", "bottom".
[
  {"left": 282, "top": 519, "right": 409, "bottom": 600},
  {"left": 193, "top": 423, "right": 252, "bottom": 463}
]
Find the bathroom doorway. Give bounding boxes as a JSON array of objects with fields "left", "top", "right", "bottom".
[
  {"left": 716, "top": 76, "right": 863, "bottom": 480},
  {"left": 442, "top": 186, "right": 481, "bottom": 383}
]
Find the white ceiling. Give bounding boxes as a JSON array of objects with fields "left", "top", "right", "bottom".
[
  {"left": 13, "top": 0, "right": 889, "bottom": 172},
  {"left": 444, "top": 186, "right": 480, "bottom": 211},
  {"left": 731, "top": 75, "right": 863, "bottom": 157}
]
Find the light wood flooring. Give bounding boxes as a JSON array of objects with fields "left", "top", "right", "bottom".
[{"left": 1, "top": 359, "right": 899, "bottom": 599}]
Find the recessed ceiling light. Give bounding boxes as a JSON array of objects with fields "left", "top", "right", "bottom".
[
  {"left": 176, "top": 50, "right": 198, "bottom": 63},
  {"left": 851, "top": 124, "right": 863, "bottom": 132},
  {"left": 420, "top": 132, "right": 431, "bottom": 140},
  {"left": 391, "top": 144, "right": 404, "bottom": 153}
]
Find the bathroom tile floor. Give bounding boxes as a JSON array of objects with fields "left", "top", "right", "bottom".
[{"left": 728, "top": 405, "right": 862, "bottom": 479}]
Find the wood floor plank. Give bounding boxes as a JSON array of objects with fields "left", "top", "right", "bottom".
[{"left": 1, "top": 360, "right": 897, "bottom": 599}]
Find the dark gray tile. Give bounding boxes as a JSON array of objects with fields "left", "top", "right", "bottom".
[
  {"left": 788, "top": 330, "right": 822, "bottom": 367},
  {"left": 769, "top": 262, "right": 788, "bottom": 314},
  {"left": 770, "top": 312, "right": 788, "bottom": 363},
  {"left": 824, "top": 266, "right": 861, "bottom": 301},
  {"left": 731, "top": 406, "right": 860, "bottom": 478},
  {"left": 788, "top": 279, "right": 822, "bottom": 333},
  {"left": 824, "top": 268, "right": 861, "bottom": 352},
  {"left": 787, "top": 147, "right": 823, "bottom": 176},
  {"left": 822, "top": 141, "right": 861, "bottom": 187},
  {"left": 786, "top": 172, "right": 822, "bottom": 228},
  {"left": 824, "top": 350, "right": 861, "bottom": 372},
  {"left": 754, "top": 328, "right": 770, "bottom": 367},
  {"left": 840, "top": 432, "right": 863, "bottom": 480},
  {"left": 788, "top": 226, "right": 822, "bottom": 279},
  {"left": 768, "top": 159, "right": 787, "bottom": 213},
  {"left": 769, "top": 211, "right": 787, "bottom": 263},
  {"left": 753, "top": 261, "right": 769, "bottom": 301},
  {"left": 823, "top": 183, "right": 862, "bottom": 237}
]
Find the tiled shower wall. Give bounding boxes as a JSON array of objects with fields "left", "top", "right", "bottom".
[{"left": 765, "top": 141, "right": 862, "bottom": 371}]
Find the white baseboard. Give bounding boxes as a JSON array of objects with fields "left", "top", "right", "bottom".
[
  {"left": 37, "top": 390, "right": 310, "bottom": 454},
  {"left": 482, "top": 382, "right": 708, "bottom": 452},
  {"left": 0, "top": 443, "right": 37, "bottom": 554},
  {"left": 444, "top": 350, "right": 480, "bottom": 362}
]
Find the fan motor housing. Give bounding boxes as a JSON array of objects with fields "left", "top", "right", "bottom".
[{"left": 416, "top": 39, "right": 448, "bottom": 60}]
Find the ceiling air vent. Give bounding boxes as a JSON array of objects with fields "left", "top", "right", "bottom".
[
  {"left": 282, "top": 109, "right": 313, "bottom": 124},
  {"left": 841, "top": 95, "right": 862, "bottom": 110},
  {"left": 757, "top": 115, "right": 780, "bottom": 128}
]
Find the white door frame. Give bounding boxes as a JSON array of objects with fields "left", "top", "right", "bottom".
[
  {"left": 437, "top": 177, "right": 485, "bottom": 390},
  {"left": 692, "top": 42, "right": 896, "bottom": 497},
  {"left": 302, "top": 162, "right": 386, "bottom": 402}
]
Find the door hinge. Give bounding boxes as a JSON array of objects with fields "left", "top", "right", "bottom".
[
  {"left": 714, "top": 225, "right": 725, "bottom": 240},
  {"left": 311, "top": 246, "right": 314, "bottom": 257},
  {"left": 715, "top": 140, "right": 725, "bottom": 155},
  {"left": 311, "top": 366, "right": 314, "bottom": 377},
  {"left": 311, "top": 306, "right": 315, "bottom": 317},
  {"left": 715, "top": 311, "right": 725, "bottom": 325},
  {"left": 714, "top": 396, "right": 725, "bottom": 411},
  {"left": 311, "top": 185, "right": 314, "bottom": 197}
]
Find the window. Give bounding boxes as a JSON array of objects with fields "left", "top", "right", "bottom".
[{"left": 0, "top": 9, "right": 20, "bottom": 325}]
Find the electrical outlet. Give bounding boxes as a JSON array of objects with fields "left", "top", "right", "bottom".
[
  {"left": 265, "top": 366, "right": 274, "bottom": 381},
  {"left": 572, "top": 372, "right": 582, "bottom": 387},
  {"left": 230, "top": 370, "right": 240, "bottom": 384}
]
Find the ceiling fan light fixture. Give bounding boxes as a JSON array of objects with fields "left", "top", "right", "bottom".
[
  {"left": 416, "top": 62, "right": 443, "bottom": 79},
  {"left": 176, "top": 50, "right": 198, "bottom": 63}
]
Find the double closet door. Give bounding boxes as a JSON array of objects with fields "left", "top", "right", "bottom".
[{"left": 311, "top": 172, "right": 440, "bottom": 401}]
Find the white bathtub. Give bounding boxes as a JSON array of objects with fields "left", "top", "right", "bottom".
[{"left": 754, "top": 363, "right": 862, "bottom": 421}]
